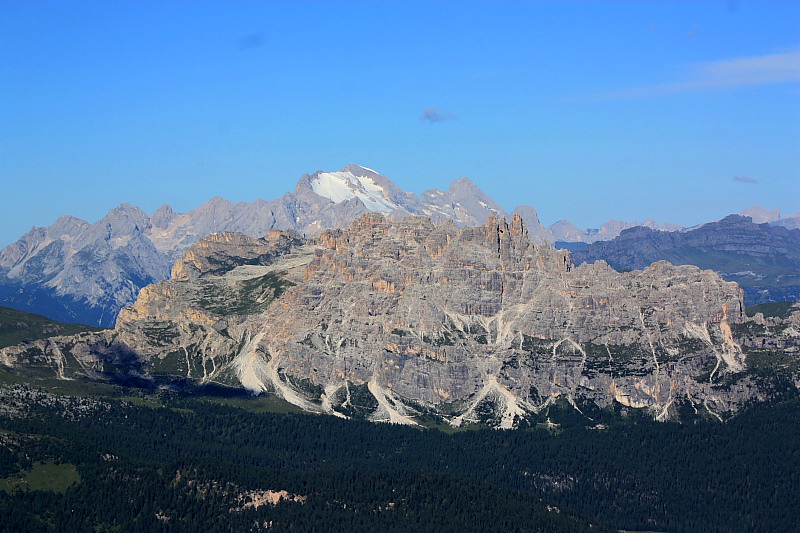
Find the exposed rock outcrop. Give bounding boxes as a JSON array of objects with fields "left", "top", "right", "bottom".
[
  {"left": 6, "top": 214, "right": 795, "bottom": 427},
  {"left": 0, "top": 165, "right": 552, "bottom": 326}
]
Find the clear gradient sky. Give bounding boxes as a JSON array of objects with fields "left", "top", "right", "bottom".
[{"left": 1, "top": 1, "right": 799, "bottom": 247}]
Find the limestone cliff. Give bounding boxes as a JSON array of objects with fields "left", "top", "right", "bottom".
[
  {"left": 0, "top": 165, "right": 553, "bottom": 326},
  {"left": 3, "top": 215, "right": 797, "bottom": 428}
]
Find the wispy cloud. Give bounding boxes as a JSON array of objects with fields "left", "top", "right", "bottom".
[
  {"left": 591, "top": 49, "right": 800, "bottom": 100},
  {"left": 734, "top": 176, "right": 758, "bottom": 184},
  {"left": 236, "top": 32, "right": 264, "bottom": 50},
  {"left": 687, "top": 24, "right": 699, "bottom": 38},
  {"left": 419, "top": 108, "right": 457, "bottom": 124}
]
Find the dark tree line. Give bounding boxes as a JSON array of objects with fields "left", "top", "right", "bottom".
[{"left": 0, "top": 392, "right": 798, "bottom": 532}]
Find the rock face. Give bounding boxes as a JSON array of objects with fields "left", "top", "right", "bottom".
[
  {"left": 6, "top": 214, "right": 796, "bottom": 428},
  {"left": 0, "top": 165, "right": 552, "bottom": 326},
  {"left": 5, "top": 164, "right": 794, "bottom": 330},
  {"left": 573, "top": 215, "right": 800, "bottom": 305},
  {"left": 511, "top": 205, "right": 554, "bottom": 245},
  {"left": 0, "top": 205, "right": 173, "bottom": 326},
  {"left": 170, "top": 230, "right": 304, "bottom": 281}
]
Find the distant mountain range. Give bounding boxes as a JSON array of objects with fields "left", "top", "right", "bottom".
[
  {"left": 1, "top": 163, "right": 797, "bottom": 325},
  {"left": 572, "top": 215, "right": 800, "bottom": 305},
  {"left": 550, "top": 218, "right": 684, "bottom": 244},
  {"left": 0, "top": 165, "right": 552, "bottom": 326},
  {"left": 739, "top": 205, "right": 800, "bottom": 229},
  {"left": 551, "top": 204, "right": 800, "bottom": 244}
]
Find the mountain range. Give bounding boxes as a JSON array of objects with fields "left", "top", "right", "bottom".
[
  {"left": 0, "top": 165, "right": 548, "bottom": 326},
  {"left": 1, "top": 163, "right": 797, "bottom": 327},
  {"left": 550, "top": 204, "right": 800, "bottom": 245},
  {"left": 4, "top": 213, "right": 798, "bottom": 428},
  {"left": 573, "top": 214, "right": 800, "bottom": 305},
  {"left": 739, "top": 204, "right": 800, "bottom": 229}
]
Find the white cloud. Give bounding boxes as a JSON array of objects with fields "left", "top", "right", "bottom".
[{"left": 593, "top": 49, "right": 800, "bottom": 99}]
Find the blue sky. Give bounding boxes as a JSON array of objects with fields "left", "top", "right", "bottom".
[{"left": 1, "top": 1, "right": 798, "bottom": 246}]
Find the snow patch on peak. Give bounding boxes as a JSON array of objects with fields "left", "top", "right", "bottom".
[{"left": 310, "top": 170, "right": 399, "bottom": 214}]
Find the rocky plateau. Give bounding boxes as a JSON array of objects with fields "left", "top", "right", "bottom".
[{"left": 3, "top": 213, "right": 798, "bottom": 428}]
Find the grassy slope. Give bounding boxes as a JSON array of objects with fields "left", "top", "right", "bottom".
[
  {"left": 745, "top": 300, "right": 798, "bottom": 319},
  {"left": 0, "top": 461, "right": 80, "bottom": 493},
  {"left": 0, "top": 306, "right": 105, "bottom": 349},
  {"left": 0, "top": 365, "right": 305, "bottom": 417}
]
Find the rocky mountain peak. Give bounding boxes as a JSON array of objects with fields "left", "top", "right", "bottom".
[
  {"left": 347, "top": 211, "right": 391, "bottom": 230},
  {"left": 100, "top": 203, "right": 151, "bottom": 233},
  {"left": 150, "top": 204, "right": 177, "bottom": 229},
  {"left": 0, "top": 164, "right": 553, "bottom": 326},
  {"left": 107, "top": 202, "right": 146, "bottom": 217},
  {"left": 550, "top": 216, "right": 686, "bottom": 244},
  {"left": 512, "top": 205, "right": 540, "bottom": 225},
  {"left": 447, "top": 177, "right": 502, "bottom": 209},
  {"left": 202, "top": 196, "right": 235, "bottom": 210},
  {"left": 303, "top": 167, "right": 401, "bottom": 215},
  {"left": 512, "top": 206, "right": 553, "bottom": 244},
  {"left": 49, "top": 215, "right": 89, "bottom": 237},
  {"left": 434, "top": 176, "right": 505, "bottom": 227},
  {"left": 509, "top": 213, "right": 528, "bottom": 237},
  {"left": 448, "top": 176, "right": 479, "bottom": 194},
  {"left": 614, "top": 225, "right": 656, "bottom": 240},
  {"left": 549, "top": 220, "right": 585, "bottom": 242},
  {"left": 341, "top": 163, "right": 381, "bottom": 178},
  {"left": 77, "top": 204, "right": 151, "bottom": 249},
  {"left": 740, "top": 205, "right": 782, "bottom": 224}
]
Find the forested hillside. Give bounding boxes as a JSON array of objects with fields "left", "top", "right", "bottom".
[
  {"left": 0, "top": 306, "right": 104, "bottom": 349},
  {"left": 0, "top": 381, "right": 797, "bottom": 532}
]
